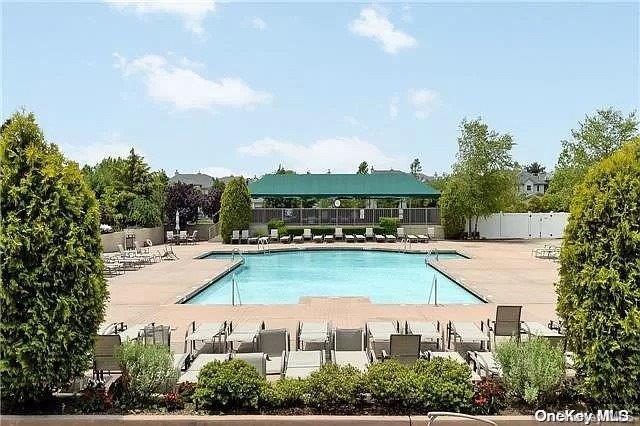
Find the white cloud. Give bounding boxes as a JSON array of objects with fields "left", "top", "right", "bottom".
[
  {"left": 105, "top": 0, "right": 216, "bottom": 36},
  {"left": 349, "top": 8, "right": 417, "bottom": 54},
  {"left": 61, "top": 132, "right": 140, "bottom": 166},
  {"left": 114, "top": 52, "right": 272, "bottom": 110},
  {"left": 389, "top": 95, "right": 399, "bottom": 119},
  {"left": 408, "top": 89, "right": 439, "bottom": 119},
  {"left": 249, "top": 16, "right": 267, "bottom": 30},
  {"left": 237, "top": 137, "right": 403, "bottom": 173}
]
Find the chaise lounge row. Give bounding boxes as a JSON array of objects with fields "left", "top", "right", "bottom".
[{"left": 231, "top": 227, "right": 436, "bottom": 245}]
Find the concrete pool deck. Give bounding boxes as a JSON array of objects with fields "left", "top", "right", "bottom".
[{"left": 105, "top": 239, "right": 560, "bottom": 352}]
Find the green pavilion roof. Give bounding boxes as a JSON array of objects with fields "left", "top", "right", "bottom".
[{"left": 248, "top": 172, "right": 440, "bottom": 198}]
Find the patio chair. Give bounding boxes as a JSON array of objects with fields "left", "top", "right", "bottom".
[
  {"left": 447, "top": 321, "right": 489, "bottom": 351},
  {"left": 241, "top": 230, "right": 249, "bottom": 244},
  {"left": 231, "top": 352, "right": 267, "bottom": 377},
  {"left": 406, "top": 320, "right": 441, "bottom": 351},
  {"left": 521, "top": 321, "right": 566, "bottom": 349},
  {"left": 345, "top": 234, "right": 355, "bottom": 243},
  {"left": 365, "top": 228, "right": 374, "bottom": 241},
  {"left": 258, "top": 328, "right": 290, "bottom": 375},
  {"left": 140, "top": 324, "right": 172, "bottom": 347},
  {"left": 187, "top": 230, "right": 198, "bottom": 244},
  {"left": 334, "top": 228, "right": 344, "bottom": 241},
  {"left": 179, "top": 230, "right": 188, "bottom": 243},
  {"left": 116, "top": 322, "right": 149, "bottom": 341},
  {"left": 178, "top": 353, "right": 230, "bottom": 383},
  {"left": 313, "top": 234, "right": 323, "bottom": 243},
  {"left": 297, "top": 321, "right": 331, "bottom": 351},
  {"left": 381, "top": 334, "right": 421, "bottom": 365},
  {"left": 375, "top": 234, "right": 385, "bottom": 242},
  {"left": 303, "top": 228, "right": 312, "bottom": 241},
  {"left": 293, "top": 235, "right": 303, "bottom": 243},
  {"left": 283, "top": 350, "right": 325, "bottom": 379},
  {"left": 165, "top": 230, "right": 174, "bottom": 243},
  {"left": 324, "top": 234, "right": 334, "bottom": 243},
  {"left": 332, "top": 328, "right": 370, "bottom": 371},
  {"left": 184, "top": 321, "right": 226, "bottom": 358},
  {"left": 93, "top": 334, "right": 122, "bottom": 380},
  {"left": 427, "top": 226, "right": 435, "bottom": 240},
  {"left": 397, "top": 227, "right": 406, "bottom": 241},
  {"left": 468, "top": 351, "right": 502, "bottom": 378},
  {"left": 487, "top": 305, "right": 522, "bottom": 348},
  {"left": 385, "top": 234, "right": 397, "bottom": 243},
  {"left": 417, "top": 233, "right": 429, "bottom": 242},
  {"left": 269, "top": 229, "right": 279, "bottom": 242},
  {"left": 117, "top": 244, "right": 151, "bottom": 264},
  {"left": 227, "top": 321, "right": 265, "bottom": 352},
  {"left": 366, "top": 320, "right": 399, "bottom": 357},
  {"left": 134, "top": 241, "right": 160, "bottom": 262},
  {"left": 355, "top": 234, "right": 366, "bottom": 243},
  {"left": 231, "top": 230, "right": 241, "bottom": 244},
  {"left": 280, "top": 235, "right": 291, "bottom": 244}
]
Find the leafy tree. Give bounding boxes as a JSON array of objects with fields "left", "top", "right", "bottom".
[
  {"left": 119, "top": 148, "right": 152, "bottom": 195},
  {"left": 524, "top": 162, "right": 545, "bottom": 174},
  {"left": 410, "top": 158, "right": 422, "bottom": 176},
  {"left": 219, "top": 177, "right": 252, "bottom": 243},
  {"left": 164, "top": 182, "right": 202, "bottom": 229},
  {"left": 556, "top": 138, "right": 640, "bottom": 410},
  {"left": 128, "top": 196, "right": 162, "bottom": 227},
  {"left": 357, "top": 161, "right": 369, "bottom": 174},
  {"left": 546, "top": 108, "right": 638, "bottom": 211},
  {"left": 201, "top": 179, "right": 225, "bottom": 220},
  {"left": 0, "top": 111, "right": 108, "bottom": 408},
  {"left": 440, "top": 118, "right": 516, "bottom": 235}
]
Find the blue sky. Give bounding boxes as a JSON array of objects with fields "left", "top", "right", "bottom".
[{"left": 3, "top": 1, "right": 639, "bottom": 177}]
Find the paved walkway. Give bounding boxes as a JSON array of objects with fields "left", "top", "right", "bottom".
[{"left": 105, "top": 239, "right": 560, "bottom": 351}]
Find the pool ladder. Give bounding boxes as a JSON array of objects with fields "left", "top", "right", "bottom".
[
  {"left": 231, "top": 273, "right": 242, "bottom": 306},
  {"left": 427, "top": 274, "right": 439, "bottom": 306},
  {"left": 402, "top": 238, "right": 411, "bottom": 253},
  {"left": 425, "top": 248, "right": 439, "bottom": 263},
  {"left": 257, "top": 238, "right": 270, "bottom": 254},
  {"left": 231, "top": 248, "right": 245, "bottom": 262}
]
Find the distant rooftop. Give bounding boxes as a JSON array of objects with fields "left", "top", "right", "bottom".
[
  {"left": 169, "top": 171, "right": 236, "bottom": 188},
  {"left": 248, "top": 172, "right": 440, "bottom": 198}
]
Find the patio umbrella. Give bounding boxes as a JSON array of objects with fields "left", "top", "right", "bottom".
[{"left": 175, "top": 210, "right": 180, "bottom": 233}]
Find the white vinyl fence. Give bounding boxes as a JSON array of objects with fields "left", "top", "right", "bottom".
[{"left": 468, "top": 212, "right": 569, "bottom": 239}]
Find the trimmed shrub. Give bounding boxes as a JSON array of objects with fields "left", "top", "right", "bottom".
[
  {"left": 364, "top": 360, "right": 420, "bottom": 410},
  {"left": 219, "top": 177, "right": 252, "bottom": 243},
  {"left": 0, "top": 112, "right": 108, "bottom": 408},
  {"left": 262, "top": 378, "right": 307, "bottom": 409},
  {"left": 194, "top": 359, "right": 266, "bottom": 411},
  {"left": 117, "top": 341, "right": 178, "bottom": 407},
  {"left": 495, "top": 338, "right": 565, "bottom": 406},
  {"left": 378, "top": 217, "right": 399, "bottom": 234},
  {"left": 304, "top": 364, "right": 363, "bottom": 410},
  {"left": 413, "top": 358, "right": 474, "bottom": 412},
  {"left": 556, "top": 138, "right": 640, "bottom": 410}
]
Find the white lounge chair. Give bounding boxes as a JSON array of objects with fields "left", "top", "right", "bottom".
[
  {"left": 293, "top": 235, "right": 303, "bottom": 243},
  {"left": 179, "top": 230, "right": 188, "bottom": 243},
  {"left": 231, "top": 230, "right": 241, "bottom": 244},
  {"left": 366, "top": 321, "right": 398, "bottom": 357},
  {"left": 178, "top": 353, "right": 230, "bottom": 383},
  {"left": 324, "top": 234, "right": 334, "bottom": 243},
  {"left": 165, "top": 231, "right": 175, "bottom": 243},
  {"left": 283, "top": 350, "right": 325, "bottom": 379},
  {"left": 332, "top": 328, "right": 370, "bottom": 371},
  {"left": 417, "top": 234, "right": 429, "bottom": 242},
  {"left": 355, "top": 234, "right": 365, "bottom": 242},
  {"left": 365, "top": 228, "right": 374, "bottom": 241},
  {"left": 447, "top": 321, "right": 489, "bottom": 351},
  {"left": 241, "top": 230, "right": 249, "bottom": 244},
  {"left": 303, "top": 229, "right": 312, "bottom": 241},
  {"left": 406, "top": 320, "right": 441, "bottom": 351},
  {"left": 184, "top": 321, "right": 226, "bottom": 358},
  {"left": 297, "top": 321, "right": 330, "bottom": 351},
  {"left": 345, "top": 234, "right": 355, "bottom": 243},
  {"left": 280, "top": 235, "right": 291, "bottom": 244},
  {"left": 427, "top": 226, "right": 435, "bottom": 240},
  {"left": 313, "top": 234, "right": 323, "bottom": 243},
  {"left": 269, "top": 229, "right": 279, "bottom": 242},
  {"left": 334, "top": 228, "right": 344, "bottom": 241},
  {"left": 468, "top": 351, "right": 502, "bottom": 378},
  {"left": 385, "top": 234, "right": 396, "bottom": 243},
  {"left": 375, "top": 234, "right": 385, "bottom": 243},
  {"left": 397, "top": 227, "right": 406, "bottom": 241},
  {"left": 227, "top": 322, "right": 264, "bottom": 352}
]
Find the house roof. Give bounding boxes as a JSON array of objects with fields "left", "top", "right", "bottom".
[
  {"left": 169, "top": 172, "right": 214, "bottom": 188},
  {"left": 518, "top": 171, "right": 552, "bottom": 185},
  {"left": 248, "top": 172, "right": 440, "bottom": 198}
]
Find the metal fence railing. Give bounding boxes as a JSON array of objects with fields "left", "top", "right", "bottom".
[{"left": 252, "top": 208, "right": 440, "bottom": 225}]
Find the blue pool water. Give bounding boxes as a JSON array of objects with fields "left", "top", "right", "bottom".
[{"left": 186, "top": 250, "right": 482, "bottom": 305}]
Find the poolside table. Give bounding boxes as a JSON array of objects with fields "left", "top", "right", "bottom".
[{"left": 447, "top": 322, "right": 489, "bottom": 351}]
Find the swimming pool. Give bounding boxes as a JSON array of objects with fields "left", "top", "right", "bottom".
[{"left": 185, "top": 250, "right": 482, "bottom": 305}]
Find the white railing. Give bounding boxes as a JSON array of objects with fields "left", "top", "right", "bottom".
[{"left": 252, "top": 207, "right": 440, "bottom": 225}]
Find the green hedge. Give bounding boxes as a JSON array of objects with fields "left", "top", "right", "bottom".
[
  {"left": 219, "top": 178, "right": 252, "bottom": 244},
  {"left": 0, "top": 112, "right": 108, "bottom": 408},
  {"left": 556, "top": 138, "right": 640, "bottom": 410}
]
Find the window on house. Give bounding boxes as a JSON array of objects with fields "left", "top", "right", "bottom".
[{"left": 526, "top": 185, "right": 532, "bottom": 191}]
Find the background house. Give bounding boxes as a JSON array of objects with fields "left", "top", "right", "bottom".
[{"left": 518, "top": 170, "right": 552, "bottom": 195}]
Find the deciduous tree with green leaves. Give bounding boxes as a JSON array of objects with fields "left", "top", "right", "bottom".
[
  {"left": 546, "top": 108, "right": 638, "bottom": 211},
  {"left": 556, "top": 138, "right": 640, "bottom": 410},
  {"left": 219, "top": 177, "right": 252, "bottom": 243},
  {"left": 357, "top": 161, "right": 369, "bottom": 174},
  {"left": 439, "top": 118, "right": 516, "bottom": 236},
  {"left": 0, "top": 111, "right": 108, "bottom": 408}
]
